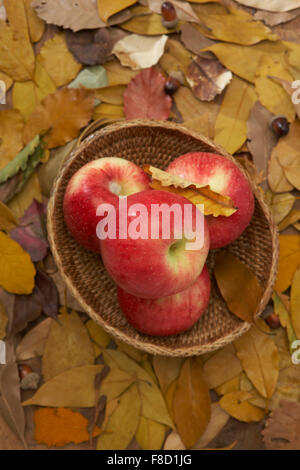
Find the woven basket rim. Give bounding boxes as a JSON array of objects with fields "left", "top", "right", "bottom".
[{"left": 47, "top": 119, "right": 279, "bottom": 356}]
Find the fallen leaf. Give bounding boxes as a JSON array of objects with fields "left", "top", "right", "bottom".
[
  {"left": 23, "top": 365, "right": 103, "bottom": 407},
  {"left": 0, "top": 343, "right": 26, "bottom": 448},
  {"left": 173, "top": 357, "right": 211, "bottom": 449},
  {"left": 99, "top": 367, "right": 136, "bottom": 402},
  {"left": 214, "top": 251, "right": 263, "bottom": 322},
  {"left": 104, "top": 58, "right": 139, "bottom": 85},
  {"left": 0, "top": 136, "right": 40, "bottom": 185},
  {"left": 234, "top": 321, "right": 279, "bottom": 399},
  {"left": 0, "top": 201, "right": 17, "bottom": 232},
  {"left": 163, "top": 431, "right": 185, "bottom": 450},
  {"left": 38, "top": 33, "right": 82, "bottom": 87},
  {"left": 247, "top": 101, "right": 278, "bottom": 180},
  {"left": 124, "top": 67, "right": 172, "bottom": 120},
  {"left": 255, "top": 55, "right": 295, "bottom": 123},
  {"left": 262, "top": 400, "right": 300, "bottom": 450},
  {"left": 121, "top": 5, "right": 179, "bottom": 35},
  {"left": 42, "top": 310, "right": 95, "bottom": 381},
  {"left": 0, "top": 232, "right": 35, "bottom": 295},
  {"left": 0, "top": 413, "right": 24, "bottom": 450},
  {"left": 86, "top": 319, "right": 110, "bottom": 349},
  {"left": 253, "top": 9, "right": 300, "bottom": 27},
  {"left": 8, "top": 172, "right": 43, "bottom": 220},
  {"left": 183, "top": 114, "right": 213, "bottom": 139},
  {"left": 0, "top": 110, "right": 24, "bottom": 171},
  {"left": 203, "top": 344, "right": 243, "bottom": 389},
  {"left": 16, "top": 318, "right": 52, "bottom": 361},
  {"left": 34, "top": 407, "right": 101, "bottom": 447},
  {"left": 219, "top": 391, "right": 265, "bottom": 423},
  {"left": 266, "top": 191, "right": 295, "bottom": 225},
  {"left": 148, "top": 0, "right": 201, "bottom": 24},
  {"left": 186, "top": 56, "right": 232, "bottom": 101},
  {"left": 48, "top": 268, "right": 83, "bottom": 312},
  {"left": 24, "top": 88, "right": 95, "bottom": 149},
  {"left": 274, "top": 235, "right": 300, "bottom": 293},
  {"left": 93, "top": 103, "right": 124, "bottom": 120},
  {"left": 32, "top": 0, "right": 131, "bottom": 31},
  {"left": 97, "top": 383, "right": 141, "bottom": 450},
  {"left": 24, "top": 0, "right": 45, "bottom": 42},
  {"left": 234, "top": 0, "right": 300, "bottom": 12},
  {"left": 174, "top": 85, "right": 220, "bottom": 128},
  {"left": 68, "top": 65, "right": 108, "bottom": 89},
  {"left": 135, "top": 417, "right": 166, "bottom": 450},
  {"left": 270, "top": 77, "right": 300, "bottom": 119},
  {"left": 113, "top": 34, "right": 167, "bottom": 70},
  {"left": 0, "top": 301, "right": 7, "bottom": 340},
  {"left": 268, "top": 153, "right": 294, "bottom": 193},
  {"left": 152, "top": 356, "right": 184, "bottom": 395},
  {"left": 272, "top": 292, "right": 297, "bottom": 352},
  {"left": 278, "top": 210, "right": 300, "bottom": 231},
  {"left": 193, "top": 403, "right": 230, "bottom": 449},
  {"left": 291, "top": 267, "right": 300, "bottom": 340},
  {"left": 145, "top": 165, "right": 237, "bottom": 217},
  {"left": 214, "top": 75, "right": 257, "bottom": 154},
  {"left": 97, "top": 0, "right": 136, "bottom": 23},
  {"left": 215, "top": 374, "right": 241, "bottom": 396},
  {"left": 159, "top": 38, "right": 192, "bottom": 80},
  {"left": 115, "top": 341, "right": 143, "bottom": 362},
  {"left": 94, "top": 85, "right": 125, "bottom": 105},
  {"left": 10, "top": 199, "right": 48, "bottom": 262}
]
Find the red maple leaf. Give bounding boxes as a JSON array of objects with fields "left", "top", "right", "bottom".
[{"left": 124, "top": 67, "right": 172, "bottom": 120}]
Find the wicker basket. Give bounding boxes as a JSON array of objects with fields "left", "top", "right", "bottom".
[{"left": 47, "top": 120, "right": 279, "bottom": 356}]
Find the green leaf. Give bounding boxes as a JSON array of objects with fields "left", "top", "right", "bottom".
[
  {"left": 0, "top": 136, "right": 40, "bottom": 185},
  {"left": 68, "top": 66, "right": 108, "bottom": 89}
]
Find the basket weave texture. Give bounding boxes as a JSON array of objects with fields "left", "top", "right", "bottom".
[{"left": 47, "top": 120, "right": 279, "bottom": 356}]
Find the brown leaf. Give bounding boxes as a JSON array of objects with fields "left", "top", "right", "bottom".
[
  {"left": 173, "top": 357, "right": 211, "bottom": 449},
  {"left": 214, "top": 251, "right": 263, "bottom": 322},
  {"left": 202, "top": 344, "right": 243, "bottom": 389},
  {"left": 152, "top": 356, "right": 184, "bottom": 395},
  {"left": 23, "top": 88, "right": 95, "bottom": 149},
  {"left": 180, "top": 23, "right": 216, "bottom": 55},
  {"left": 254, "top": 8, "right": 300, "bottom": 27},
  {"left": 272, "top": 15, "right": 300, "bottom": 43},
  {"left": 186, "top": 56, "right": 232, "bottom": 101},
  {"left": 145, "top": 165, "right": 237, "bottom": 217},
  {"left": 16, "top": 318, "right": 52, "bottom": 361},
  {"left": 262, "top": 400, "right": 300, "bottom": 450}
]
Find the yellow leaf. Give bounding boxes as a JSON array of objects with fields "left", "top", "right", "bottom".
[
  {"left": 136, "top": 416, "right": 166, "bottom": 450},
  {"left": 34, "top": 407, "right": 101, "bottom": 447},
  {"left": 164, "top": 379, "right": 177, "bottom": 423},
  {"left": 0, "top": 231, "right": 35, "bottom": 294},
  {"left": 38, "top": 33, "right": 81, "bottom": 87},
  {"left": 234, "top": 321, "right": 279, "bottom": 399},
  {"left": 173, "top": 357, "right": 211, "bottom": 449},
  {"left": 144, "top": 165, "right": 237, "bottom": 217},
  {"left": 94, "top": 85, "right": 126, "bottom": 105},
  {"left": 152, "top": 356, "right": 184, "bottom": 395},
  {"left": 278, "top": 210, "right": 300, "bottom": 231},
  {"left": 266, "top": 191, "right": 296, "bottom": 224},
  {"left": 0, "top": 202, "right": 17, "bottom": 232},
  {"left": 0, "top": 301, "right": 8, "bottom": 340},
  {"left": 42, "top": 311, "right": 95, "bottom": 381},
  {"left": 275, "top": 235, "right": 300, "bottom": 293},
  {"left": 255, "top": 55, "right": 295, "bottom": 122},
  {"left": 93, "top": 103, "right": 124, "bottom": 120},
  {"left": 8, "top": 172, "right": 42, "bottom": 219},
  {"left": 273, "top": 292, "right": 297, "bottom": 351},
  {"left": 0, "top": 1, "right": 35, "bottom": 81},
  {"left": 104, "top": 59, "right": 139, "bottom": 86},
  {"left": 268, "top": 153, "right": 294, "bottom": 193},
  {"left": 115, "top": 340, "right": 143, "bottom": 362},
  {"left": 100, "top": 367, "right": 136, "bottom": 402},
  {"left": 13, "top": 59, "right": 56, "bottom": 121},
  {"left": 97, "top": 0, "right": 137, "bottom": 23},
  {"left": 85, "top": 319, "right": 110, "bottom": 349},
  {"left": 23, "top": 365, "right": 103, "bottom": 407},
  {"left": 0, "top": 71, "right": 13, "bottom": 91},
  {"left": 159, "top": 39, "right": 192, "bottom": 79},
  {"left": 97, "top": 383, "right": 141, "bottom": 450},
  {"left": 121, "top": 5, "right": 180, "bottom": 35},
  {"left": 214, "top": 251, "right": 263, "bottom": 322},
  {"left": 219, "top": 391, "right": 265, "bottom": 423},
  {"left": 0, "top": 110, "right": 24, "bottom": 170},
  {"left": 203, "top": 344, "right": 243, "bottom": 389},
  {"left": 24, "top": 0, "right": 45, "bottom": 42},
  {"left": 214, "top": 375, "right": 241, "bottom": 396},
  {"left": 23, "top": 88, "right": 95, "bottom": 148},
  {"left": 291, "top": 267, "right": 300, "bottom": 339},
  {"left": 214, "top": 75, "right": 257, "bottom": 154},
  {"left": 16, "top": 317, "right": 52, "bottom": 361},
  {"left": 183, "top": 114, "right": 214, "bottom": 140}
]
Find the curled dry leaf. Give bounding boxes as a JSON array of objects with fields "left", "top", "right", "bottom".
[
  {"left": 274, "top": 235, "right": 300, "bottom": 293},
  {"left": 34, "top": 407, "right": 101, "bottom": 447},
  {"left": 145, "top": 165, "right": 237, "bottom": 217},
  {"left": 219, "top": 391, "right": 265, "bottom": 423},
  {"left": 186, "top": 56, "right": 232, "bottom": 101},
  {"left": 123, "top": 67, "right": 172, "bottom": 120},
  {"left": 42, "top": 310, "right": 95, "bottom": 381},
  {"left": 23, "top": 365, "right": 103, "bottom": 407},
  {"left": 262, "top": 400, "right": 300, "bottom": 450},
  {"left": 214, "top": 251, "right": 263, "bottom": 322},
  {"left": 16, "top": 317, "right": 52, "bottom": 361},
  {"left": 113, "top": 34, "right": 168, "bottom": 70},
  {"left": 24, "top": 88, "right": 95, "bottom": 149},
  {"left": 234, "top": 321, "right": 279, "bottom": 400},
  {"left": 32, "top": 0, "right": 132, "bottom": 31},
  {"left": 173, "top": 357, "right": 211, "bottom": 449}
]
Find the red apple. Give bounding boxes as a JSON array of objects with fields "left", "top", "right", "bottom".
[
  {"left": 167, "top": 152, "right": 254, "bottom": 248},
  {"left": 118, "top": 265, "right": 211, "bottom": 336},
  {"left": 100, "top": 189, "right": 210, "bottom": 299},
  {"left": 63, "top": 157, "right": 150, "bottom": 252}
]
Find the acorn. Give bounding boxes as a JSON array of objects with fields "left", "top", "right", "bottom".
[
  {"left": 265, "top": 312, "right": 281, "bottom": 329},
  {"left": 161, "top": 1, "right": 178, "bottom": 29},
  {"left": 270, "top": 116, "right": 289, "bottom": 137}
]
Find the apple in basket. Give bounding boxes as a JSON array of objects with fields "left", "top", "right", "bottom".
[
  {"left": 167, "top": 152, "right": 254, "bottom": 248},
  {"left": 63, "top": 157, "right": 150, "bottom": 252},
  {"left": 117, "top": 265, "right": 211, "bottom": 336},
  {"left": 100, "top": 189, "right": 210, "bottom": 299}
]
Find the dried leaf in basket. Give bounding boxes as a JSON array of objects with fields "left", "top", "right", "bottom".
[
  {"left": 214, "top": 251, "right": 263, "bottom": 323},
  {"left": 144, "top": 165, "right": 237, "bottom": 217},
  {"left": 123, "top": 67, "right": 172, "bottom": 120}
]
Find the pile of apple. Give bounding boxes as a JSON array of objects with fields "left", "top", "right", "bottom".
[{"left": 63, "top": 152, "right": 254, "bottom": 336}]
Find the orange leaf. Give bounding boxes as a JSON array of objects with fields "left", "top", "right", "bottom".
[
  {"left": 23, "top": 88, "right": 95, "bottom": 149},
  {"left": 34, "top": 407, "right": 101, "bottom": 447}
]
